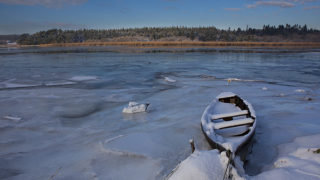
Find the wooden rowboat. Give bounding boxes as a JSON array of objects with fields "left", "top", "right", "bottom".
[
  {"left": 166, "top": 92, "right": 255, "bottom": 179},
  {"left": 201, "top": 92, "right": 256, "bottom": 157}
]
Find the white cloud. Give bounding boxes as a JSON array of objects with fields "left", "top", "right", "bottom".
[
  {"left": 0, "top": 0, "right": 87, "bottom": 7},
  {"left": 247, "top": 1, "right": 295, "bottom": 8},
  {"left": 289, "top": 0, "right": 317, "bottom": 4}
]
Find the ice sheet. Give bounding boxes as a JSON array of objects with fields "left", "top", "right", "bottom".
[{"left": 0, "top": 49, "right": 319, "bottom": 179}]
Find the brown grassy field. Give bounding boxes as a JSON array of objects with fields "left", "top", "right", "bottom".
[{"left": 17, "top": 41, "right": 320, "bottom": 48}]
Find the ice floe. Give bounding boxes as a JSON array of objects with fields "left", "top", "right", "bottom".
[
  {"left": 45, "top": 81, "right": 77, "bottom": 86},
  {"left": 0, "top": 79, "right": 77, "bottom": 90},
  {"left": 69, "top": 76, "right": 98, "bottom": 81},
  {"left": 3, "top": 115, "right": 22, "bottom": 122},
  {"left": 122, "top": 102, "right": 150, "bottom": 114},
  {"left": 295, "top": 89, "right": 305, "bottom": 93},
  {"left": 225, "top": 78, "right": 259, "bottom": 82},
  {"left": 0, "top": 82, "right": 41, "bottom": 89},
  {"left": 164, "top": 77, "right": 177, "bottom": 83}
]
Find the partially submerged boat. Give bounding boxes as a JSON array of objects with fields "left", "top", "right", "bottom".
[{"left": 201, "top": 92, "right": 256, "bottom": 157}]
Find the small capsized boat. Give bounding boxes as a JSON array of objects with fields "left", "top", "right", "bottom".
[{"left": 201, "top": 92, "right": 256, "bottom": 156}]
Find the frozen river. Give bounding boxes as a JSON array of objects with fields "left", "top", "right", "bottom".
[{"left": 0, "top": 47, "right": 320, "bottom": 179}]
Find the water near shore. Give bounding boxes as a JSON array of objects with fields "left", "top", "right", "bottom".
[{"left": 0, "top": 47, "right": 319, "bottom": 179}]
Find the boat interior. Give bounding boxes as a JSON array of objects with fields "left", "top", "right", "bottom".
[{"left": 211, "top": 95, "right": 255, "bottom": 137}]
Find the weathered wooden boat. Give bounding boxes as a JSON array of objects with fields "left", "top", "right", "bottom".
[{"left": 201, "top": 92, "right": 256, "bottom": 158}]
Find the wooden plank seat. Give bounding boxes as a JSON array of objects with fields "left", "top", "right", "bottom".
[
  {"left": 215, "top": 125, "right": 250, "bottom": 137},
  {"left": 213, "top": 118, "right": 254, "bottom": 129},
  {"left": 211, "top": 110, "right": 248, "bottom": 120}
]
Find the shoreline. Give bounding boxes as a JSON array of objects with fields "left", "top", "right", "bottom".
[{"left": 9, "top": 41, "right": 320, "bottom": 48}]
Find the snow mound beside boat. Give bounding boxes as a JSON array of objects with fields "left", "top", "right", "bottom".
[
  {"left": 251, "top": 134, "right": 320, "bottom": 180},
  {"left": 168, "top": 150, "right": 229, "bottom": 180}
]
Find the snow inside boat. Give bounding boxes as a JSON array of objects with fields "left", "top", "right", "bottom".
[{"left": 201, "top": 92, "right": 256, "bottom": 156}]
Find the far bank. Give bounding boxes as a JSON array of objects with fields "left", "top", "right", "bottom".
[{"left": 15, "top": 41, "right": 320, "bottom": 49}]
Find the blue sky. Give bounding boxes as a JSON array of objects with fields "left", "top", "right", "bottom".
[{"left": 0, "top": 0, "right": 319, "bottom": 34}]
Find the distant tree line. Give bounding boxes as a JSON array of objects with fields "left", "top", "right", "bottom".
[
  {"left": 17, "top": 24, "right": 320, "bottom": 45},
  {"left": 0, "top": 34, "right": 20, "bottom": 44}
]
